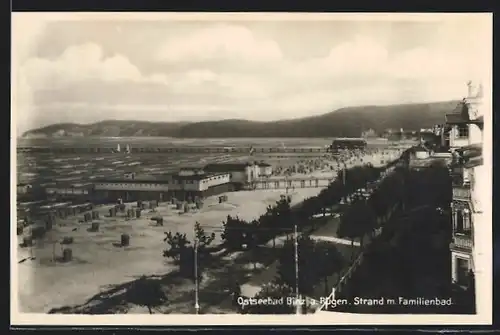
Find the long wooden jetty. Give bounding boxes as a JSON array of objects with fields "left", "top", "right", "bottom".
[{"left": 17, "top": 146, "right": 330, "bottom": 155}]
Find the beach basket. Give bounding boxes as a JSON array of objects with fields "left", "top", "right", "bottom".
[
  {"left": 121, "top": 234, "right": 130, "bottom": 246},
  {"left": 62, "top": 248, "right": 73, "bottom": 262},
  {"left": 91, "top": 221, "right": 100, "bottom": 231}
]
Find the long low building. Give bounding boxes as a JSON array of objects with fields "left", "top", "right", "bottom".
[
  {"left": 36, "top": 161, "right": 274, "bottom": 203},
  {"left": 93, "top": 169, "right": 233, "bottom": 202}
]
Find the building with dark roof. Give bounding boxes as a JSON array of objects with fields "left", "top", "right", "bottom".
[
  {"left": 93, "top": 169, "right": 233, "bottom": 202},
  {"left": 257, "top": 161, "right": 273, "bottom": 177},
  {"left": 204, "top": 162, "right": 261, "bottom": 188},
  {"left": 447, "top": 81, "right": 485, "bottom": 294},
  {"left": 442, "top": 82, "right": 484, "bottom": 152}
]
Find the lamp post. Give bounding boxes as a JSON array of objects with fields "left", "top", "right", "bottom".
[
  {"left": 294, "top": 224, "right": 300, "bottom": 314},
  {"left": 194, "top": 234, "right": 200, "bottom": 314},
  {"left": 196, "top": 224, "right": 301, "bottom": 314}
]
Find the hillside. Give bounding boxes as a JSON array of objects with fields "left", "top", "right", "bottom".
[{"left": 22, "top": 100, "right": 459, "bottom": 138}]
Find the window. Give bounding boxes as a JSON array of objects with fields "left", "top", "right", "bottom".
[
  {"left": 300, "top": 180, "right": 306, "bottom": 188},
  {"left": 457, "top": 125, "right": 469, "bottom": 138},
  {"left": 275, "top": 182, "right": 279, "bottom": 188},
  {"left": 456, "top": 257, "right": 470, "bottom": 286},
  {"left": 454, "top": 209, "right": 471, "bottom": 234}
]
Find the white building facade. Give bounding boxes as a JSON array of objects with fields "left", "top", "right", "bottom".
[{"left": 448, "top": 81, "right": 485, "bottom": 291}]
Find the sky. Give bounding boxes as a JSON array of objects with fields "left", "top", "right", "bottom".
[{"left": 12, "top": 13, "right": 492, "bottom": 134}]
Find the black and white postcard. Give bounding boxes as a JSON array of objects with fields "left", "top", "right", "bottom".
[{"left": 11, "top": 12, "right": 493, "bottom": 326}]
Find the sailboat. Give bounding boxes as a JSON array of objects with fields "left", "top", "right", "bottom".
[
  {"left": 125, "top": 144, "right": 131, "bottom": 154},
  {"left": 111, "top": 143, "right": 122, "bottom": 154}
]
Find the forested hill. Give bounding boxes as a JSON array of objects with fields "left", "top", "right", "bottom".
[{"left": 23, "top": 100, "right": 458, "bottom": 138}]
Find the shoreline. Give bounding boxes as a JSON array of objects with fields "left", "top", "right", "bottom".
[{"left": 17, "top": 149, "right": 404, "bottom": 313}]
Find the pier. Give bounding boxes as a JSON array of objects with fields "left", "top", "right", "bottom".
[{"left": 17, "top": 146, "right": 330, "bottom": 155}]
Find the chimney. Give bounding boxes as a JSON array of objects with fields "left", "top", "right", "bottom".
[{"left": 467, "top": 80, "right": 473, "bottom": 97}]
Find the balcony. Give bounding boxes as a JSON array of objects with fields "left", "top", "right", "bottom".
[
  {"left": 451, "top": 232, "right": 473, "bottom": 251},
  {"left": 453, "top": 186, "right": 471, "bottom": 200}
]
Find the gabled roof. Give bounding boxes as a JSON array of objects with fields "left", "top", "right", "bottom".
[
  {"left": 445, "top": 113, "right": 469, "bottom": 124},
  {"left": 445, "top": 101, "right": 470, "bottom": 124}
]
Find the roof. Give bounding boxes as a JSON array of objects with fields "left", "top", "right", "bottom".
[
  {"left": 179, "top": 166, "right": 205, "bottom": 170},
  {"left": 204, "top": 162, "right": 252, "bottom": 172},
  {"left": 445, "top": 113, "right": 469, "bottom": 124},
  {"left": 95, "top": 174, "right": 171, "bottom": 184},
  {"left": 470, "top": 115, "right": 484, "bottom": 128},
  {"left": 333, "top": 138, "right": 367, "bottom": 143},
  {"left": 446, "top": 101, "right": 470, "bottom": 124},
  {"left": 257, "top": 162, "right": 272, "bottom": 167},
  {"left": 173, "top": 172, "right": 229, "bottom": 181}
]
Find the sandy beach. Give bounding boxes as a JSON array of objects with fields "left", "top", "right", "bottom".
[
  {"left": 17, "top": 185, "right": 329, "bottom": 313},
  {"left": 16, "top": 148, "right": 403, "bottom": 313}
]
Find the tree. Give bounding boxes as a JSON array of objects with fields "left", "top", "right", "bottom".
[
  {"left": 125, "top": 276, "right": 168, "bottom": 314},
  {"left": 194, "top": 221, "right": 215, "bottom": 252},
  {"left": 357, "top": 201, "right": 378, "bottom": 242},
  {"left": 337, "top": 204, "right": 364, "bottom": 254},
  {"left": 276, "top": 235, "right": 317, "bottom": 296},
  {"left": 245, "top": 282, "right": 295, "bottom": 314},
  {"left": 163, "top": 232, "right": 191, "bottom": 263},
  {"left": 221, "top": 215, "right": 249, "bottom": 250},
  {"left": 314, "top": 241, "right": 345, "bottom": 297}
]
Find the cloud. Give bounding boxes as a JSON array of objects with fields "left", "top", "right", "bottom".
[
  {"left": 156, "top": 24, "right": 283, "bottom": 64},
  {"left": 21, "top": 43, "right": 169, "bottom": 90},
  {"left": 14, "top": 19, "right": 490, "bottom": 132},
  {"left": 286, "top": 34, "right": 482, "bottom": 86},
  {"left": 12, "top": 14, "right": 50, "bottom": 135}
]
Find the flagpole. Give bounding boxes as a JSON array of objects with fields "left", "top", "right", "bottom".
[{"left": 294, "top": 224, "right": 300, "bottom": 314}]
